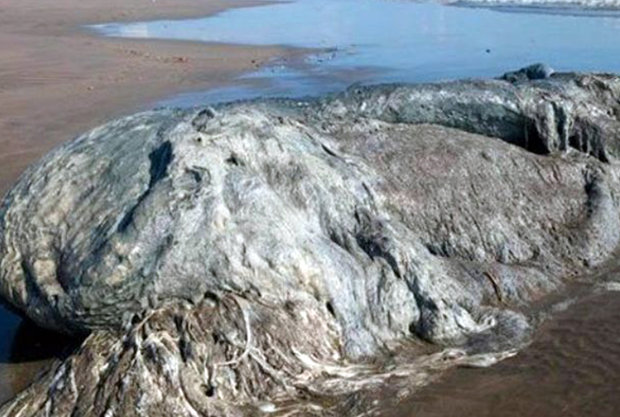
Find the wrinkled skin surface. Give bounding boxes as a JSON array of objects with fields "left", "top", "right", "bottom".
[{"left": 1, "top": 70, "right": 620, "bottom": 416}]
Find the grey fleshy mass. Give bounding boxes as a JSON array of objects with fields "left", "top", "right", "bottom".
[{"left": 1, "top": 69, "right": 620, "bottom": 416}]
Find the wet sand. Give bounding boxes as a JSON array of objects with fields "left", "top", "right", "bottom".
[
  {"left": 0, "top": 0, "right": 304, "bottom": 196},
  {"left": 0, "top": 317, "right": 78, "bottom": 406},
  {"left": 390, "top": 290, "right": 620, "bottom": 417},
  {"left": 0, "top": 0, "right": 304, "bottom": 404}
]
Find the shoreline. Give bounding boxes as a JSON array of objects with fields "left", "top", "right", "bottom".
[{"left": 0, "top": 0, "right": 306, "bottom": 196}]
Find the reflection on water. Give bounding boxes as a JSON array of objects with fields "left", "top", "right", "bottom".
[
  {"left": 0, "top": 305, "right": 78, "bottom": 405},
  {"left": 388, "top": 290, "right": 620, "bottom": 417},
  {"left": 0, "top": 305, "right": 20, "bottom": 362},
  {"left": 92, "top": 0, "right": 620, "bottom": 105}
]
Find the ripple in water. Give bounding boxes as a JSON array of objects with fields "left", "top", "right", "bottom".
[
  {"left": 90, "top": 0, "right": 620, "bottom": 106},
  {"left": 388, "top": 290, "right": 620, "bottom": 417}
]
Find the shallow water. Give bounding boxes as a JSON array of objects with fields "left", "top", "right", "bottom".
[
  {"left": 92, "top": 0, "right": 620, "bottom": 105},
  {"left": 389, "top": 290, "right": 620, "bottom": 417},
  {"left": 0, "top": 305, "right": 23, "bottom": 405},
  {"left": 0, "top": 305, "right": 77, "bottom": 405}
]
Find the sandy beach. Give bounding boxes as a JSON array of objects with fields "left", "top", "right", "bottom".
[{"left": 0, "top": 0, "right": 300, "bottom": 196}]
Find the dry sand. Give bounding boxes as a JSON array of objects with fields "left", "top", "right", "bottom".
[
  {"left": 0, "top": 0, "right": 302, "bottom": 196},
  {"left": 0, "top": 0, "right": 302, "bottom": 404}
]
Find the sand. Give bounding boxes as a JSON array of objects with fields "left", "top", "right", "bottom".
[{"left": 0, "top": 0, "right": 302, "bottom": 196}]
